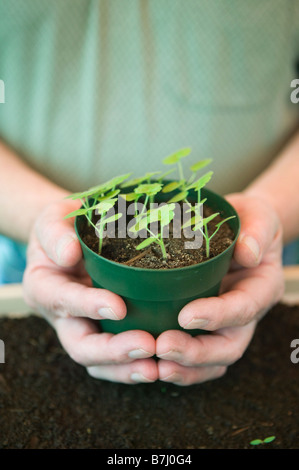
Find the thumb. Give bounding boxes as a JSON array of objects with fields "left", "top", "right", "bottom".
[
  {"left": 35, "top": 199, "right": 83, "bottom": 267},
  {"left": 225, "top": 193, "right": 281, "bottom": 268}
]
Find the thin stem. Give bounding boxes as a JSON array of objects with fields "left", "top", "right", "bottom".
[
  {"left": 140, "top": 194, "right": 149, "bottom": 217},
  {"left": 204, "top": 223, "right": 210, "bottom": 258},
  {"left": 84, "top": 210, "right": 104, "bottom": 255},
  {"left": 81, "top": 198, "right": 91, "bottom": 227},
  {"left": 158, "top": 236, "right": 168, "bottom": 259},
  {"left": 98, "top": 213, "right": 107, "bottom": 254},
  {"left": 177, "top": 160, "right": 184, "bottom": 186},
  {"left": 147, "top": 226, "right": 167, "bottom": 260}
]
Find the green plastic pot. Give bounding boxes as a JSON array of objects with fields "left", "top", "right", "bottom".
[{"left": 75, "top": 187, "right": 240, "bottom": 337}]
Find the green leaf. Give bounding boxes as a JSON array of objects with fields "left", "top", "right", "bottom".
[
  {"left": 121, "top": 175, "right": 148, "bottom": 188},
  {"left": 250, "top": 436, "right": 276, "bottom": 446},
  {"left": 66, "top": 173, "right": 131, "bottom": 200},
  {"left": 160, "top": 212, "right": 175, "bottom": 228},
  {"left": 102, "top": 213, "right": 123, "bottom": 225},
  {"left": 162, "top": 147, "right": 191, "bottom": 165},
  {"left": 129, "top": 214, "right": 150, "bottom": 233},
  {"left": 98, "top": 189, "right": 120, "bottom": 200},
  {"left": 215, "top": 215, "right": 236, "bottom": 230},
  {"left": 94, "top": 198, "right": 117, "bottom": 214},
  {"left": 134, "top": 183, "right": 163, "bottom": 196},
  {"left": 187, "top": 171, "right": 214, "bottom": 191},
  {"left": 167, "top": 190, "right": 189, "bottom": 203},
  {"left": 202, "top": 212, "right": 219, "bottom": 225},
  {"left": 160, "top": 205, "right": 175, "bottom": 228},
  {"left": 63, "top": 208, "right": 89, "bottom": 219},
  {"left": 162, "top": 181, "right": 183, "bottom": 193},
  {"left": 119, "top": 192, "right": 140, "bottom": 202},
  {"left": 250, "top": 439, "right": 263, "bottom": 446},
  {"left": 104, "top": 173, "right": 132, "bottom": 190},
  {"left": 263, "top": 436, "right": 276, "bottom": 444},
  {"left": 147, "top": 203, "right": 175, "bottom": 224},
  {"left": 65, "top": 184, "right": 106, "bottom": 201},
  {"left": 136, "top": 237, "right": 157, "bottom": 250},
  {"left": 190, "top": 159, "right": 212, "bottom": 173},
  {"left": 182, "top": 213, "right": 203, "bottom": 229}
]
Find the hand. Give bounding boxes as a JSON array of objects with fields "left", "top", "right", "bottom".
[
  {"left": 156, "top": 193, "right": 284, "bottom": 385},
  {"left": 23, "top": 199, "right": 158, "bottom": 384}
]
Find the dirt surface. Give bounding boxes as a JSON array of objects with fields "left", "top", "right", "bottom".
[
  {"left": 81, "top": 205, "right": 235, "bottom": 269},
  {"left": 0, "top": 302, "right": 299, "bottom": 449}
]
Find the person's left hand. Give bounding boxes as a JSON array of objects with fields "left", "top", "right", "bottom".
[{"left": 155, "top": 192, "right": 285, "bottom": 385}]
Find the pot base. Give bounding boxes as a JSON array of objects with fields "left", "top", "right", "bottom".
[{"left": 96, "top": 280, "right": 220, "bottom": 337}]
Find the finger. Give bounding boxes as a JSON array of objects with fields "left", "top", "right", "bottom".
[
  {"left": 54, "top": 316, "right": 156, "bottom": 369},
  {"left": 24, "top": 262, "right": 127, "bottom": 320},
  {"left": 87, "top": 360, "right": 158, "bottom": 384},
  {"left": 158, "top": 360, "right": 227, "bottom": 386},
  {"left": 35, "top": 199, "right": 82, "bottom": 267},
  {"left": 24, "top": 229, "right": 127, "bottom": 320},
  {"left": 156, "top": 325, "right": 255, "bottom": 369},
  {"left": 178, "top": 262, "right": 284, "bottom": 331},
  {"left": 225, "top": 193, "right": 281, "bottom": 268}
]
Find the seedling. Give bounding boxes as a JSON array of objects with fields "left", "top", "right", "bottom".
[
  {"left": 250, "top": 436, "right": 276, "bottom": 446},
  {"left": 120, "top": 181, "right": 163, "bottom": 214},
  {"left": 162, "top": 147, "right": 191, "bottom": 183},
  {"left": 66, "top": 173, "right": 131, "bottom": 204},
  {"left": 183, "top": 211, "right": 236, "bottom": 258},
  {"left": 129, "top": 203, "right": 176, "bottom": 260},
  {"left": 94, "top": 199, "right": 122, "bottom": 254},
  {"left": 162, "top": 148, "right": 212, "bottom": 203},
  {"left": 134, "top": 182, "right": 163, "bottom": 214},
  {"left": 65, "top": 198, "right": 122, "bottom": 254}
]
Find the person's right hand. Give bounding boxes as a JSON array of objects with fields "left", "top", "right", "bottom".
[{"left": 22, "top": 199, "right": 158, "bottom": 384}]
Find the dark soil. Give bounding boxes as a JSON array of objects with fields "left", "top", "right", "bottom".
[
  {"left": 1, "top": 302, "right": 299, "bottom": 449},
  {"left": 81, "top": 206, "right": 235, "bottom": 269}
]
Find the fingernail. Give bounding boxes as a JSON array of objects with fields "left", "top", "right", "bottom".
[
  {"left": 128, "top": 349, "right": 153, "bottom": 359},
  {"left": 160, "top": 372, "right": 183, "bottom": 384},
  {"left": 183, "top": 318, "right": 209, "bottom": 329},
  {"left": 158, "top": 350, "right": 183, "bottom": 361},
  {"left": 240, "top": 235, "right": 260, "bottom": 262},
  {"left": 131, "top": 373, "right": 154, "bottom": 383},
  {"left": 98, "top": 307, "right": 119, "bottom": 320},
  {"left": 56, "top": 234, "right": 77, "bottom": 262}
]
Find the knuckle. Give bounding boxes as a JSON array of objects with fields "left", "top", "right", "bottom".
[
  {"left": 242, "top": 301, "right": 257, "bottom": 326},
  {"left": 51, "top": 295, "right": 69, "bottom": 317}
]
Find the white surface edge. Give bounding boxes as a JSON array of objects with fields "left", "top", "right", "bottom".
[{"left": 0, "top": 266, "right": 298, "bottom": 318}]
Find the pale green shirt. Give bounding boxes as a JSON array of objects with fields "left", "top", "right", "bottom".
[{"left": 1, "top": 0, "right": 299, "bottom": 197}]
